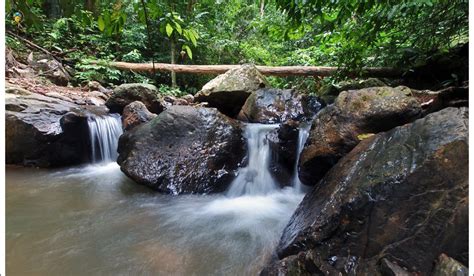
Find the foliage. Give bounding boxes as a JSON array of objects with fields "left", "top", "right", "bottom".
[
  {"left": 158, "top": 84, "right": 186, "bottom": 97},
  {"left": 4, "top": 0, "right": 469, "bottom": 93},
  {"left": 75, "top": 58, "right": 122, "bottom": 84},
  {"left": 275, "top": 0, "right": 469, "bottom": 70}
]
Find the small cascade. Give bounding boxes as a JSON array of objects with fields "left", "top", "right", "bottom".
[
  {"left": 292, "top": 122, "right": 312, "bottom": 192},
  {"left": 227, "top": 124, "right": 279, "bottom": 197},
  {"left": 87, "top": 114, "right": 123, "bottom": 163}
]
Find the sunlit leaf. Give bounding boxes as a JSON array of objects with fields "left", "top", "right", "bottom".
[
  {"left": 97, "top": 16, "right": 105, "bottom": 31},
  {"left": 166, "top": 23, "right": 173, "bottom": 37}
]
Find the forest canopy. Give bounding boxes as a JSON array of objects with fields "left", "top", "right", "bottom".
[{"left": 5, "top": 0, "right": 469, "bottom": 94}]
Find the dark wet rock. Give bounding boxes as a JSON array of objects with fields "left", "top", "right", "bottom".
[
  {"left": 237, "top": 88, "right": 322, "bottom": 124},
  {"left": 122, "top": 101, "right": 157, "bottom": 131},
  {"left": 299, "top": 86, "right": 422, "bottom": 186},
  {"left": 117, "top": 105, "right": 246, "bottom": 194},
  {"left": 194, "top": 64, "right": 269, "bottom": 117},
  {"left": 412, "top": 84, "right": 468, "bottom": 115},
  {"left": 266, "top": 107, "right": 468, "bottom": 275},
  {"left": 318, "top": 78, "right": 387, "bottom": 104},
  {"left": 432, "top": 254, "right": 468, "bottom": 276},
  {"left": 5, "top": 87, "right": 102, "bottom": 167},
  {"left": 105, "top": 83, "right": 166, "bottom": 114},
  {"left": 267, "top": 120, "right": 299, "bottom": 186}
]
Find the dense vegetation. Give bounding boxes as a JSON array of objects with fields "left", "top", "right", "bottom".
[{"left": 5, "top": 0, "right": 468, "bottom": 94}]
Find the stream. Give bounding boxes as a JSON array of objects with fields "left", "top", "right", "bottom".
[{"left": 6, "top": 115, "right": 310, "bottom": 275}]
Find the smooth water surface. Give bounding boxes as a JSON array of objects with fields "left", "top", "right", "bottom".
[{"left": 6, "top": 163, "right": 303, "bottom": 275}]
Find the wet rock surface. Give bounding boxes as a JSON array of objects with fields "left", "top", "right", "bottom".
[
  {"left": 267, "top": 121, "right": 299, "bottom": 186},
  {"left": 117, "top": 106, "right": 247, "bottom": 194},
  {"left": 237, "top": 88, "right": 322, "bottom": 124},
  {"left": 5, "top": 86, "right": 106, "bottom": 167},
  {"left": 194, "top": 64, "right": 269, "bottom": 117},
  {"left": 299, "top": 86, "right": 422, "bottom": 186},
  {"left": 263, "top": 107, "right": 468, "bottom": 275},
  {"left": 106, "top": 83, "right": 166, "bottom": 114},
  {"left": 121, "top": 101, "right": 157, "bottom": 131}
]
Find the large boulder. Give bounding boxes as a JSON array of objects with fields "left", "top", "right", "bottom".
[
  {"left": 122, "top": 101, "right": 157, "bottom": 131},
  {"left": 263, "top": 107, "right": 468, "bottom": 275},
  {"left": 194, "top": 64, "right": 269, "bottom": 117},
  {"left": 317, "top": 78, "right": 387, "bottom": 104},
  {"left": 105, "top": 83, "right": 166, "bottom": 114},
  {"left": 117, "top": 106, "right": 246, "bottom": 194},
  {"left": 299, "top": 86, "right": 422, "bottom": 186},
  {"left": 5, "top": 86, "right": 103, "bottom": 167},
  {"left": 237, "top": 88, "right": 322, "bottom": 124}
]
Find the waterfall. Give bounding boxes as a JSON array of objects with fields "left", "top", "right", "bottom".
[
  {"left": 87, "top": 114, "right": 123, "bottom": 163},
  {"left": 227, "top": 124, "right": 279, "bottom": 197},
  {"left": 292, "top": 123, "right": 312, "bottom": 192}
]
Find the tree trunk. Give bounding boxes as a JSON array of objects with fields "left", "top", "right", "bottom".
[
  {"left": 260, "top": 0, "right": 265, "bottom": 17},
  {"left": 170, "top": 40, "right": 177, "bottom": 87},
  {"left": 42, "top": 0, "right": 61, "bottom": 18},
  {"left": 102, "top": 61, "right": 402, "bottom": 78},
  {"left": 85, "top": 0, "right": 97, "bottom": 16}
]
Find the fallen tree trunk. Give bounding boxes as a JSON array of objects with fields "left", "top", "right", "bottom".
[{"left": 103, "top": 61, "right": 402, "bottom": 77}]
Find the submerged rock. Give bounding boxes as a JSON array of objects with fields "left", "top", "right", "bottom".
[
  {"left": 5, "top": 86, "right": 103, "bottom": 167},
  {"left": 122, "top": 101, "right": 157, "bottom": 131},
  {"left": 105, "top": 83, "right": 165, "bottom": 114},
  {"left": 299, "top": 86, "right": 422, "bottom": 186},
  {"left": 117, "top": 106, "right": 246, "bottom": 194},
  {"left": 263, "top": 107, "right": 468, "bottom": 275},
  {"left": 237, "top": 88, "right": 322, "bottom": 124},
  {"left": 194, "top": 64, "right": 269, "bottom": 117}
]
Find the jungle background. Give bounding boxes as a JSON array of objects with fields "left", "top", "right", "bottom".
[{"left": 5, "top": 0, "right": 469, "bottom": 97}]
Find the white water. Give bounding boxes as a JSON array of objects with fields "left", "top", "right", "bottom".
[
  {"left": 227, "top": 124, "right": 280, "bottom": 197},
  {"left": 292, "top": 123, "right": 312, "bottom": 192},
  {"left": 87, "top": 114, "right": 123, "bottom": 163}
]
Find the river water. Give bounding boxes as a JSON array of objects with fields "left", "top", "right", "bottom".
[{"left": 6, "top": 117, "right": 310, "bottom": 275}]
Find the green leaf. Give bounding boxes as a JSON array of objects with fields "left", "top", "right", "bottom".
[
  {"left": 174, "top": 22, "right": 182, "bottom": 35},
  {"left": 166, "top": 23, "right": 173, "bottom": 37},
  {"left": 183, "top": 45, "right": 193, "bottom": 59},
  {"left": 97, "top": 16, "right": 105, "bottom": 31},
  {"left": 187, "top": 31, "right": 197, "bottom": 47}
]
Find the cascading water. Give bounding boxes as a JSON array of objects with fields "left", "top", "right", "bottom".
[
  {"left": 7, "top": 117, "right": 311, "bottom": 275},
  {"left": 292, "top": 122, "right": 312, "bottom": 192},
  {"left": 227, "top": 124, "right": 280, "bottom": 197},
  {"left": 87, "top": 114, "right": 123, "bottom": 163}
]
